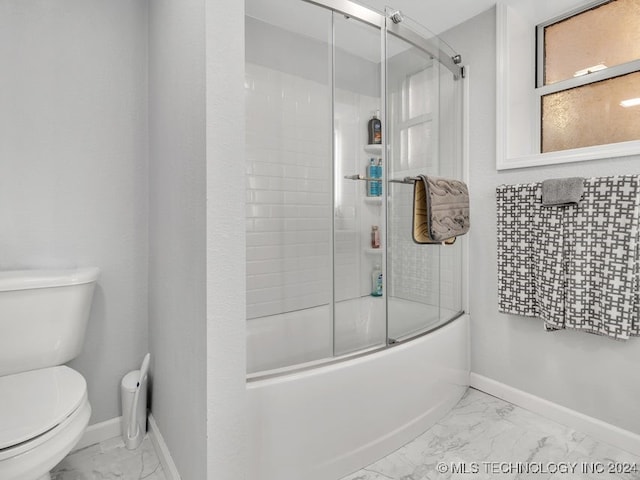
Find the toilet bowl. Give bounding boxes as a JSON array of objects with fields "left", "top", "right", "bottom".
[
  {"left": 0, "top": 367, "right": 91, "bottom": 480},
  {"left": 0, "top": 268, "right": 100, "bottom": 480}
]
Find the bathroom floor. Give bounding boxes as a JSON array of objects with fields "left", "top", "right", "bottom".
[
  {"left": 51, "top": 435, "right": 165, "bottom": 480},
  {"left": 50, "top": 389, "right": 639, "bottom": 480},
  {"left": 341, "top": 388, "right": 640, "bottom": 480}
]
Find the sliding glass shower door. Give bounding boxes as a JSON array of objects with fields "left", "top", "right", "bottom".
[
  {"left": 245, "top": 0, "right": 334, "bottom": 373},
  {"left": 385, "top": 13, "right": 464, "bottom": 342},
  {"left": 332, "top": 13, "right": 385, "bottom": 357},
  {"left": 245, "top": 0, "right": 465, "bottom": 375}
]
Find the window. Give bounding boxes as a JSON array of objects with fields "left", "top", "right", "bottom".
[
  {"left": 398, "top": 66, "right": 437, "bottom": 171},
  {"left": 536, "top": 0, "right": 640, "bottom": 153}
]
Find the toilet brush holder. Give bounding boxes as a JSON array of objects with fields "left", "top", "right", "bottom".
[{"left": 120, "top": 353, "right": 150, "bottom": 450}]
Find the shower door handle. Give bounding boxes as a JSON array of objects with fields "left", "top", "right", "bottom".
[{"left": 343, "top": 174, "right": 381, "bottom": 182}]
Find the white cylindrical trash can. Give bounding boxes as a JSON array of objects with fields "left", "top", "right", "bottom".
[{"left": 120, "top": 369, "right": 147, "bottom": 448}]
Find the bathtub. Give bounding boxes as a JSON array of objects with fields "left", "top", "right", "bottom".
[
  {"left": 247, "top": 313, "right": 470, "bottom": 480},
  {"left": 247, "top": 297, "right": 462, "bottom": 373}
]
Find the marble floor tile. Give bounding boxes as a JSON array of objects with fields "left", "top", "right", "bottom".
[
  {"left": 48, "top": 389, "right": 640, "bottom": 480},
  {"left": 51, "top": 435, "right": 166, "bottom": 480},
  {"left": 341, "top": 388, "right": 640, "bottom": 480}
]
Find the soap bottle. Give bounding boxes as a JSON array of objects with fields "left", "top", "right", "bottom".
[
  {"left": 366, "top": 158, "right": 376, "bottom": 197},
  {"left": 367, "top": 110, "right": 382, "bottom": 145},
  {"left": 371, "top": 264, "right": 383, "bottom": 297},
  {"left": 371, "top": 225, "right": 380, "bottom": 249}
]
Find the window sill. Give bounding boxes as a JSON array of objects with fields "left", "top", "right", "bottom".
[{"left": 496, "top": 140, "right": 640, "bottom": 171}]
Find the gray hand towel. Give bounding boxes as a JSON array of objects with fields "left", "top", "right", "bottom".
[{"left": 541, "top": 177, "right": 584, "bottom": 206}]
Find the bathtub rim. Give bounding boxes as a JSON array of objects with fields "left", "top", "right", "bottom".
[{"left": 247, "top": 309, "right": 465, "bottom": 382}]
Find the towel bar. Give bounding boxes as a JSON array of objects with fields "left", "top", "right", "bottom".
[
  {"left": 389, "top": 177, "right": 419, "bottom": 184},
  {"left": 344, "top": 175, "right": 418, "bottom": 184}
]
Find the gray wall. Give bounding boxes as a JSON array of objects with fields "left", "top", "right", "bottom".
[
  {"left": 149, "top": 2, "right": 247, "bottom": 478},
  {"left": 442, "top": 8, "right": 640, "bottom": 435},
  {"left": 0, "top": 3, "right": 246, "bottom": 477},
  {"left": 148, "top": 0, "right": 207, "bottom": 478},
  {"left": 0, "top": 0, "right": 149, "bottom": 424}
]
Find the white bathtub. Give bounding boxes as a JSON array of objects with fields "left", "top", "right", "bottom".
[
  {"left": 247, "top": 297, "right": 462, "bottom": 373},
  {"left": 247, "top": 314, "right": 470, "bottom": 480}
]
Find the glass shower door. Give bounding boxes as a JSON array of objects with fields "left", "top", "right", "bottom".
[
  {"left": 245, "top": 0, "right": 334, "bottom": 373},
  {"left": 332, "top": 12, "right": 386, "bottom": 356},
  {"left": 245, "top": 0, "right": 465, "bottom": 376},
  {"left": 385, "top": 13, "right": 464, "bottom": 341}
]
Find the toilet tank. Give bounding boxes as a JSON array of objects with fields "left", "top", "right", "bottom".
[{"left": 0, "top": 267, "right": 100, "bottom": 377}]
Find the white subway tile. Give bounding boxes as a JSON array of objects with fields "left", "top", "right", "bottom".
[{"left": 247, "top": 272, "right": 284, "bottom": 291}]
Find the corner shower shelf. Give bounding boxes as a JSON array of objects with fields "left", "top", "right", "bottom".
[
  {"left": 363, "top": 144, "right": 383, "bottom": 154},
  {"left": 365, "top": 248, "right": 383, "bottom": 255},
  {"left": 363, "top": 197, "right": 382, "bottom": 205}
]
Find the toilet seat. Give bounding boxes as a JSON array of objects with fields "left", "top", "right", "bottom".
[
  {"left": 0, "top": 366, "right": 86, "bottom": 457},
  {"left": 0, "top": 366, "right": 91, "bottom": 480}
]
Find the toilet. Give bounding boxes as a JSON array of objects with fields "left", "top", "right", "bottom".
[{"left": 0, "top": 267, "right": 100, "bottom": 480}]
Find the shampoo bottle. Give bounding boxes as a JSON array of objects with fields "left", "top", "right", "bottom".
[
  {"left": 366, "top": 158, "right": 376, "bottom": 196},
  {"left": 371, "top": 264, "right": 383, "bottom": 297},
  {"left": 375, "top": 158, "right": 383, "bottom": 196},
  {"left": 367, "top": 110, "right": 382, "bottom": 145}
]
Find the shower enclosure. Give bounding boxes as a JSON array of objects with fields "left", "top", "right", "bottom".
[
  {"left": 245, "top": 1, "right": 469, "bottom": 478},
  {"left": 246, "top": 0, "right": 465, "bottom": 376}
]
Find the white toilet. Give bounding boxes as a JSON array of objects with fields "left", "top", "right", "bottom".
[{"left": 0, "top": 267, "right": 100, "bottom": 480}]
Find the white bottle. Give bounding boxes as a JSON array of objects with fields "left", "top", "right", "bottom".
[{"left": 371, "top": 264, "right": 383, "bottom": 297}]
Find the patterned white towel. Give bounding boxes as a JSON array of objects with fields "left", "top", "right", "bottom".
[
  {"left": 496, "top": 183, "right": 540, "bottom": 317},
  {"left": 497, "top": 175, "right": 640, "bottom": 340}
]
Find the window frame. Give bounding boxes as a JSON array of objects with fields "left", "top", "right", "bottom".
[
  {"left": 535, "top": 0, "right": 624, "bottom": 89},
  {"left": 535, "top": 0, "right": 640, "bottom": 154},
  {"left": 398, "top": 63, "right": 438, "bottom": 172},
  {"left": 496, "top": 0, "right": 640, "bottom": 170}
]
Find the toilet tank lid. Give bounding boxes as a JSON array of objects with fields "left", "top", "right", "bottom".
[{"left": 0, "top": 267, "right": 100, "bottom": 292}]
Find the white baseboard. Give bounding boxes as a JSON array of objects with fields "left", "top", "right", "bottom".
[
  {"left": 74, "top": 416, "right": 122, "bottom": 450},
  {"left": 72, "top": 414, "right": 180, "bottom": 479},
  {"left": 148, "top": 413, "right": 181, "bottom": 480},
  {"left": 470, "top": 373, "right": 640, "bottom": 457}
]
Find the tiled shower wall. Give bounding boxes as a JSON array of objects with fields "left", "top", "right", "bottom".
[
  {"left": 388, "top": 188, "right": 461, "bottom": 313},
  {"left": 389, "top": 186, "right": 440, "bottom": 306},
  {"left": 245, "top": 62, "right": 381, "bottom": 320},
  {"left": 246, "top": 62, "right": 461, "bottom": 322},
  {"left": 245, "top": 63, "right": 332, "bottom": 320},
  {"left": 334, "top": 89, "right": 381, "bottom": 302}
]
